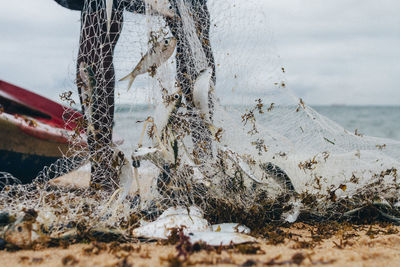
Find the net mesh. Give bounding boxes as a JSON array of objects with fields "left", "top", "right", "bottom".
[{"left": 1, "top": 0, "right": 400, "bottom": 243}]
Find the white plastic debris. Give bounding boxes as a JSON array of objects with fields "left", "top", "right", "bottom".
[
  {"left": 187, "top": 232, "right": 256, "bottom": 246},
  {"left": 282, "top": 198, "right": 302, "bottom": 223},
  {"left": 132, "top": 206, "right": 210, "bottom": 239},
  {"left": 211, "top": 223, "right": 251, "bottom": 234},
  {"left": 132, "top": 147, "right": 159, "bottom": 157},
  {"left": 132, "top": 206, "right": 256, "bottom": 245}
]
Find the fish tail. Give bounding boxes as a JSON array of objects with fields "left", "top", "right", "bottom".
[
  {"left": 127, "top": 76, "right": 135, "bottom": 91},
  {"left": 119, "top": 72, "right": 132, "bottom": 82},
  {"left": 106, "top": 0, "right": 113, "bottom": 35},
  {"left": 119, "top": 72, "right": 138, "bottom": 91}
]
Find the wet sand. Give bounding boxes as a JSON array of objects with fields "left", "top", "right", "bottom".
[{"left": 1, "top": 223, "right": 399, "bottom": 266}]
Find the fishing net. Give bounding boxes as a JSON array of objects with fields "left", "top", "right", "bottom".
[{"left": 1, "top": 0, "right": 400, "bottom": 244}]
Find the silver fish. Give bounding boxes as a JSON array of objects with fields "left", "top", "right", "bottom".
[
  {"left": 132, "top": 206, "right": 256, "bottom": 246},
  {"left": 193, "top": 67, "right": 214, "bottom": 123},
  {"left": 78, "top": 62, "right": 96, "bottom": 135},
  {"left": 145, "top": 0, "right": 176, "bottom": 17},
  {"left": 119, "top": 37, "right": 177, "bottom": 90},
  {"left": 2, "top": 217, "right": 36, "bottom": 248},
  {"left": 0, "top": 212, "right": 46, "bottom": 249},
  {"left": 106, "top": 0, "right": 113, "bottom": 35},
  {"left": 112, "top": 149, "right": 134, "bottom": 201},
  {"left": 146, "top": 89, "right": 182, "bottom": 163},
  {"left": 154, "top": 88, "right": 182, "bottom": 135}
]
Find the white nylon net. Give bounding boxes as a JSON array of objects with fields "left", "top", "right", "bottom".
[{"left": 1, "top": 0, "right": 399, "bottom": 245}]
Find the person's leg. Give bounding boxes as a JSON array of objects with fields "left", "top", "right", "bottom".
[
  {"left": 166, "top": 0, "right": 215, "bottom": 165},
  {"left": 76, "top": 1, "right": 123, "bottom": 191},
  {"left": 54, "top": 0, "right": 84, "bottom": 11},
  {"left": 191, "top": 1, "right": 216, "bottom": 82},
  {"left": 122, "top": 0, "right": 145, "bottom": 13}
]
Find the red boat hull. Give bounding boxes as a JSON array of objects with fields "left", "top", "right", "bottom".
[
  {"left": 0, "top": 80, "right": 84, "bottom": 183},
  {"left": 0, "top": 80, "right": 123, "bottom": 183},
  {"left": 0, "top": 80, "right": 82, "bottom": 131}
]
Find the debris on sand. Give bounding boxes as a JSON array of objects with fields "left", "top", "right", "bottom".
[{"left": 132, "top": 206, "right": 256, "bottom": 246}]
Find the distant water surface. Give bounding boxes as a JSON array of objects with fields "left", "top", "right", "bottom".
[
  {"left": 313, "top": 105, "right": 400, "bottom": 141},
  {"left": 114, "top": 105, "right": 400, "bottom": 151}
]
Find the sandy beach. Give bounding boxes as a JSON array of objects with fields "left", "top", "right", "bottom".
[{"left": 1, "top": 223, "right": 399, "bottom": 267}]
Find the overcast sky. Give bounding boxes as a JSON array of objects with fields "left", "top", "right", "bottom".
[{"left": 0, "top": 0, "right": 399, "bottom": 106}]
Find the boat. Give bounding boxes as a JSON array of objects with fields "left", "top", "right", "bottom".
[{"left": 0, "top": 80, "right": 85, "bottom": 184}]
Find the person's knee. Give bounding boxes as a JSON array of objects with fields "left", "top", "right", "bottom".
[{"left": 54, "top": 0, "right": 84, "bottom": 11}]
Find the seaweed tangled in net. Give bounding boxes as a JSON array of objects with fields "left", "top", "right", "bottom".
[{"left": 1, "top": 0, "right": 400, "bottom": 246}]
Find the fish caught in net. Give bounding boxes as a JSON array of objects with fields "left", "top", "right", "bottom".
[{"left": 1, "top": 0, "right": 400, "bottom": 248}]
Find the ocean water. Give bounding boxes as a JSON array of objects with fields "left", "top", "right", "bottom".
[
  {"left": 312, "top": 105, "right": 400, "bottom": 141},
  {"left": 114, "top": 105, "right": 400, "bottom": 151}
]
